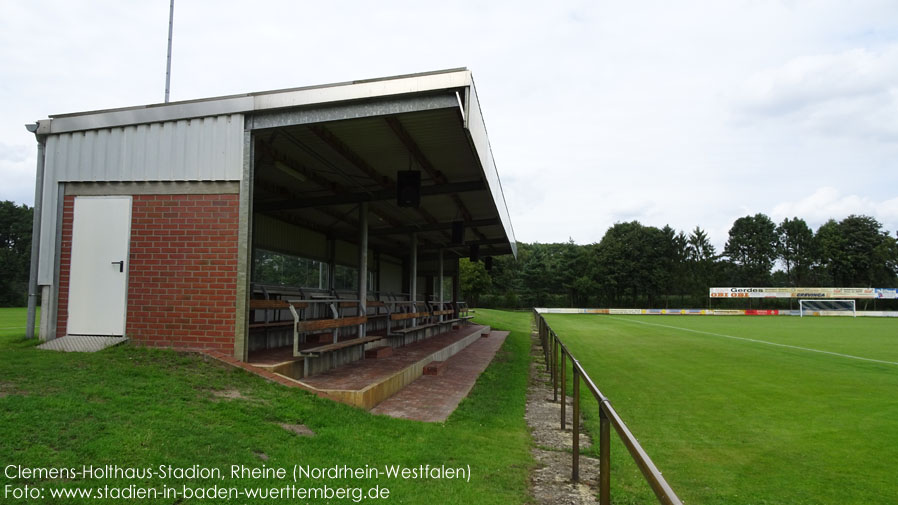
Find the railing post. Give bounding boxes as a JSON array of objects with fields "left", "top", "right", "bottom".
[
  {"left": 560, "top": 350, "right": 566, "bottom": 430},
  {"left": 553, "top": 335, "right": 559, "bottom": 402},
  {"left": 572, "top": 365, "right": 580, "bottom": 482},
  {"left": 600, "top": 407, "right": 611, "bottom": 505}
]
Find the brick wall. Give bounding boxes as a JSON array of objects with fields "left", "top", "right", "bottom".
[
  {"left": 56, "top": 194, "right": 240, "bottom": 353},
  {"left": 55, "top": 197, "right": 74, "bottom": 339}
]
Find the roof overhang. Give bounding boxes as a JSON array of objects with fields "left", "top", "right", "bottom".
[{"left": 38, "top": 68, "right": 517, "bottom": 260}]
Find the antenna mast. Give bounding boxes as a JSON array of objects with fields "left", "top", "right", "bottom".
[{"left": 164, "top": 0, "right": 174, "bottom": 103}]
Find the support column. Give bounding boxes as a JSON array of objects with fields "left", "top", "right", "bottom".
[
  {"left": 26, "top": 137, "right": 45, "bottom": 339},
  {"left": 409, "top": 233, "right": 417, "bottom": 302},
  {"left": 357, "top": 203, "right": 368, "bottom": 338},
  {"left": 452, "top": 256, "right": 459, "bottom": 304},
  {"left": 234, "top": 130, "right": 254, "bottom": 361},
  {"left": 375, "top": 250, "right": 381, "bottom": 294},
  {"left": 327, "top": 236, "right": 336, "bottom": 293},
  {"left": 438, "top": 249, "right": 444, "bottom": 322}
]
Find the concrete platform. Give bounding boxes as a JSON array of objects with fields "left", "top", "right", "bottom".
[
  {"left": 290, "top": 324, "right": 490, "bottom": 409},
  {"left": 371, "top": 330, "right": 509, "bottom": 422},
  {"left": 38, "top": 335, "right": 128, "bottom": 353}
]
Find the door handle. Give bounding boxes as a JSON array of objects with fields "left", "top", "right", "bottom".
[{"left": 111, "top": 260, "right": 124, "bottom": 273}]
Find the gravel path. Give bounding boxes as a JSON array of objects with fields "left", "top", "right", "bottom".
[{"left": 526, "top": 326, "right": 600, "bottom": 505}]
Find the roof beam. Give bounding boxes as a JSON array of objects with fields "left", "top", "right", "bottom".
[
  {"left": 419, "top": 237, "right": 509, "bottom": 252},
  {"left": 368, "top": 217, "right": 500, "bottom": 237},
  {"left": 254, "top": 138, "right": 434, "bottom": 246},
  {"left": 256, "top": 180, "right": 485, "bottom": 212},
  {"left": 385, "top": 116, "right": 488, "bottom": 242},
  {"left": 308, "top": 124, "right": 445, "bottom": 231}
]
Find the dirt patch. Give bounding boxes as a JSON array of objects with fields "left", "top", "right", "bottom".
[
  {"left": 210, "top": 389, "right": 253, "bottom": 401},
  {"left": 254, "top": 451, "right": 270, "bottom": 461},
  {"left": 0, "top": 382, "right": 27, "bottom": 398},
  {"left": 279, "top": 423, "right": 316, "bottom": 437},
  {"left": 527, "top": 329, "right": 599, "bottom": 505}
]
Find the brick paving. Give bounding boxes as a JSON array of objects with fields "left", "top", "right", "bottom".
[
  {"left": 299, "top": 325, "right": 489, "bottom": 391},
  {"left": 370, "top": 330, "right": 510, "bottom": 422}
]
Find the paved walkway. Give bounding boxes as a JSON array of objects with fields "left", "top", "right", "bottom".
[{"left": 371, "top": 330, "right": 509, "bottom": 422}]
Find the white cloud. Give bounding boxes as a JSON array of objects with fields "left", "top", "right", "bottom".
[
  {"left": 771, "top": 187, "right": 898, "bottom": 233},
  {"left": 735, "top": 46, "right": 898, "bottom": 141}
]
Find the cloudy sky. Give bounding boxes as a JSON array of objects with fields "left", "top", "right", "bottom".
[{"left": 2, "top": 0, "right": 897, "bottom": 250}]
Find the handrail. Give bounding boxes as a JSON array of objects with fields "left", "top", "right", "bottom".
[{"left": 533, "top": 309, "right": 683, "bottom": 505}]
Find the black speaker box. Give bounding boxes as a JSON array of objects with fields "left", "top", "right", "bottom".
[
  {"left": 451, "top": 221, "right": 464, "bottom": 244},
  {"left": 396, "top": 171, "right": 421, "bottom": 207}
]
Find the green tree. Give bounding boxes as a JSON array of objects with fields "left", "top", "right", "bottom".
[
  {"left": 687, "top": 226, "right": 716, "bottom": 263},
  {"left": 459, "top": 258, "right": 491, "bottom": 306},
  {"left": 724, "top": 213, "right": 778, "bottom": 286},
  {"left": 686, "top": 226, "right": 718, "bottom": 302},
  {"left": 594, "top": 221, "right": 674, "bottom": 307},
  {"left": 776, "top": 217, "right": 815, "bottom": 286},
  {"left": 817, "top": 215, "right": 897, "bottom": 286},
  {"left": 0, "top": 201, "right": 34, "bottom": 306},
  {"left": 520, "top": 244, "right": 558, "bottom": 307}
]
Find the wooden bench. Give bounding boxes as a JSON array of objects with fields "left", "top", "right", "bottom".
[
  {"left": 294, "top": 313, "right": 376, "bottom": 376},
  {"left": 380, "top": 301, "right": 437, "bottom": 346},
  {"left": 456, "top": 302, "right": 475, "bottom": 322},
  {"left": 300, "top": 335, "right": 382, "bottom": 357}
]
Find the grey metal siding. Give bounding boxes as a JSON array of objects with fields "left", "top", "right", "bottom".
[{"left": 47, "top": 114, "right": 243, "bottom": 182}]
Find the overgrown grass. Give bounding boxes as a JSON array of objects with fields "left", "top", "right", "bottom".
[
  {"left": 0, "top": 307, "right": 534, "bottom": 504},
  {"left": 545, "top": 314, "right": 898, "bottom": 505}
]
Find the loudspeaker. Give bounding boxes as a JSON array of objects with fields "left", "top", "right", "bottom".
[
  {"left": 484, "top": 256, "right": 493, "bottom": 271},
  {"left": 451, "top": 221, "right": 464, "bottom": 244},
  {"left": 469, "top": 244, "right": 480, "bottom": 263},
  {"left": 396, "top": 171, "right": 421, "bottom": 208}
]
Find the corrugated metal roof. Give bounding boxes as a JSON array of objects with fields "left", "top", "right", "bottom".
[{"left": 34, "top": 68, "right": 517, "bottom": 287}]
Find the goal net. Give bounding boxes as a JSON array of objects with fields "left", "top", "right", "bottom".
[{"left": 799, "top": 299, "right": 856, "bottom": 317}]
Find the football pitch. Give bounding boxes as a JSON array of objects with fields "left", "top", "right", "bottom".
[{"left": 543, "top": 314, "right": 898, "bottom": 505}]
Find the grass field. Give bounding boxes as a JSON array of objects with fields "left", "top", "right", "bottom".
[
  {"left": 0, "top": 307, "right": 534, "bottom": 504},
  {"left": 544, "top": 313, "right": 898, "bottom": 505}
]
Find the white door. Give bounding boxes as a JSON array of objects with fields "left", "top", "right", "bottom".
[{"left": 67, "top": 196, "right": 132, "bottom": 336}]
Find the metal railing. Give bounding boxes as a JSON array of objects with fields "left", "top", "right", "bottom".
[{"left": 534, "top": 309, "right": 683, "bottom": 505}]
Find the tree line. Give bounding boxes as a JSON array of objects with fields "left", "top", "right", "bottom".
[
  {"left": 2, "top": 204, "right": 896, "bottom": 310},
  {"left": 461, "top": 213, "right": 898, "bottom": 310},
  {"left": 0, "top": 201, "right": 34, "bottom": 307}
]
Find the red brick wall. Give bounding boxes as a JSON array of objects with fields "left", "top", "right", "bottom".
[
  {"left": 56, "top": 194, "right": 240, "bottom": 353},
  {"left": 55, "top": 196, "right": 74, "bottom": 339}
]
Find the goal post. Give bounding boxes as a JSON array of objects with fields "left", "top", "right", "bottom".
[{"left": 799, "top": 299, "right": 856, "bottom": 317}]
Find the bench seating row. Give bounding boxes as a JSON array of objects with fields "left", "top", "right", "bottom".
[{"left": 248, "top": 288, "right": 473, "bottom": 377}]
